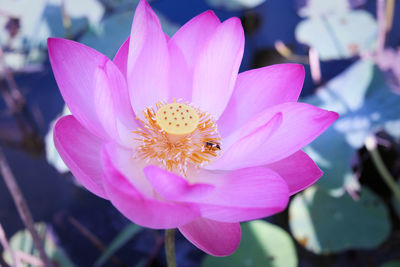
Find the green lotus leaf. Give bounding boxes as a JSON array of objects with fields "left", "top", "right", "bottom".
[
  {"left": 296, "top": 10, "right": 377, "bottom": 60},
  {"left": 289, "top": 186, "right": 390, "bottom": 254},
  {"left": 303, "top": 60, "right": 400, "bottom": 192},
  {"left": 202, "top": 220, "right": 297, "bottom": 267},
  {"left": 2, "top": 222, "right": 75, "bottom": 266}
]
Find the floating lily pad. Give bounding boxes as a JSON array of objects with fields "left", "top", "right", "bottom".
[
  {"left": 206, "top": 0, "right": 266, "bottom": 11},
  {"left": 303, "top": 128, "right": 355, "bottom": 194},
  {"left": 202, "top": 220, "right": 297, "bottom": 267},
  {"left": 297, "top": 0, "right": 366, "bottom": 18},
  {"left": 289, "top": 186, "right": 390, "bottom": 254},
  {"left": 303, "top": 60, "right": 400, "bottom": 192},
  {"left": 384, "top": 120, "right": 400, "bottom": 139},
  {"left": 296, "top": 10, "right": 377, "bottom": 60},
  {"left": 2, "top": 222, "right": 75, "bottom": 266}
]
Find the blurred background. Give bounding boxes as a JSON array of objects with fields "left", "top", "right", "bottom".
[{"left": 0, "top": 0, "right": 400, "bottom": 266}]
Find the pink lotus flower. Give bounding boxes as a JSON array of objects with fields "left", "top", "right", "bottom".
[{"left": 48, "top": 0, "right": 338, "bottom": 256}]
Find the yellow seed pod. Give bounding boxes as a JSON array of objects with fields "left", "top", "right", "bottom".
[{"left": 155, "top": 103, "right": 199, "bottom": 135}]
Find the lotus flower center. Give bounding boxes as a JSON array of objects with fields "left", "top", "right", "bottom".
[
  {"left": 134, "top": 101, "right": 221, "bottom": 176},
  {"left": 155, "top": 103, "right": 199, "bottom": 135}
]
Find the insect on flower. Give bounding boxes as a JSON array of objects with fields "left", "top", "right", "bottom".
[{"left": 205, "top": 141, "right": 221, "bottom": 151}]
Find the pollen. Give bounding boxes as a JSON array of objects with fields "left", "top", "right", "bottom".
[
  {"left": 155, "top": 103, "right": 199, "bottom": 135},
  {"left": 133, "top": 101, "right": 221, "bottom": 176}
]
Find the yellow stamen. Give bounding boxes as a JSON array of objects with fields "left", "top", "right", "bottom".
[{"left": 133, "top": 101, "right": 221, "bottom": 176}]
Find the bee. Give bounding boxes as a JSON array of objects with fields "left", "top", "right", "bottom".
[{"left": 205, "top": 141, "right": 221, "bottom": 151}]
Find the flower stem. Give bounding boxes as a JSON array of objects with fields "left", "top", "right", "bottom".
[
  {"left": 165, "top": 229, "right": 177, "bottom": 267},
  {"left": 365, "top": 136, "right": 400, "bottom": 204},
  {"left": 376, "top": 0, "right": 387, "bottom": 54},
  {"left": 0, "top": 147, "right": 54, "bottom": 267}
]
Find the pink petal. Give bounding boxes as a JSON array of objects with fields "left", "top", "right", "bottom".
[
  {"left": 98, "top": 59, "right": 139, "bottom": 143},
  {"left": 48, "top": 38, "right": 135, "bottom": 142},
  {"left": 198, "top": 205, "right": 286, "bottom": 223},
  {"left": 54, "top": 115, "right": 107, "bottom": 199},
  {"left": 218, "top": 64, "right": 305, "bottom": 137},
  {"left": 171, "top": 11, "right": 220, "bottom": 69},
  {"left": 209, "top": 102, "right": 338, "bottom": 170},
  {"left": 210, "top": 112, "right": 283, "bottom": 169},
  {"left": 101, "top": 143, "right": 201, "bottom": 229},
  {"left": 93, "top": 65, "right": 138, "bottom": 146},
  {"left": 167, "top": 39, "right": 192, "bottom": 102},
  {"left": 145, "top": 165, "right": 289, "bottom": 222},
  {"left": 194, "top": 167, "right": 289, "bottom": 208},
  {"left": 103, "top": 142, "right": 153, "bottom": 196},
  {"left": 191, "top": 17, "right": 244, "bottom": 119},
  {"left": 48, "top": 38, "right": 107, "bottom": 140},
  {"left": 144, "top": 165, "right": 215, "bottom": 201},
  {"left": 196, "top": 167, "right": 289, "bottom": 222},
  {"left": 179, "top": 218, "right": 241, "bottom": 256},
  {"left": 113, "top": 37, "right": 129, "bottom": 78},
  {"left": 93, "top": 56, "right": 139, "bottom": 146},
  {"left": 267, "top": 150, "right": 323, "bottom": 195},
  {"left": 127, "top": 0, "right": 169, "bottom": 115},
  {"left": 93, "top": 67, "right": 117, "bottom": 139}
]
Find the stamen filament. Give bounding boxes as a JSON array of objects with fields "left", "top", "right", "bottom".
[{"left": 133, "top": 102, "right": 221, "bottom": 176}]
